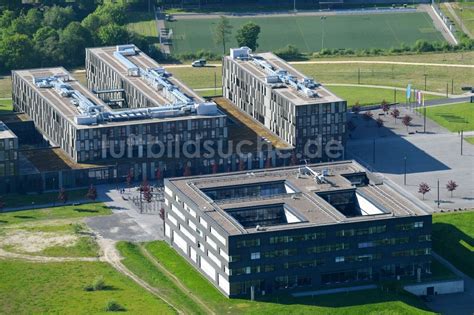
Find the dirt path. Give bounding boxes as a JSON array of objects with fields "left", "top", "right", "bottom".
[
  {"left": 139, "top": 244, "right": 216, "bottom": 315},
  {"left": 0, "top": 247, "right": 101, "bottom": 263},
  {"left": 97, "top": 238, "right": 184, "bottom": 314}
]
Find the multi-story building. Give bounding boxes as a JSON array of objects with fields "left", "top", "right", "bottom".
[
  {"left": 12, "top": 52, "right": 227, "bottom": 178},
  {"left": 163, "top": 161, "right": 432, "bottom": 298},
  {"left": 0, "top": 121, "right": 18, "bottom": 177},
  {"left": 223, "top": 47, "right": 347, "bottom": 161}
]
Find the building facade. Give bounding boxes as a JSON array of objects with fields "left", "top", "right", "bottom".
[
  {"left": 164, "top": 161, "right": 432, "bottom": 298},
  {"left": 0, "top": 121, "right": 18, "bottom": 177},
  {"left": 223, "top": 48, "right": 347, "bottom": 161}
]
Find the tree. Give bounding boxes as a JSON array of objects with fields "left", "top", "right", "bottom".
[
  {"left": 402, "top": 115, "right": 413, "bottom": 131},
  {"left": 126, "top": 169, "right": 133, "bottom": 188},
  {"left": 391, "top": 108, "right": 400, "bottom": 123},
  {"left": 59, "top": 21, "right": 92, "bottom": 66},
  {"left": 86, "top": 184, "right": 97, "bottom": 201},
  {"left": 214, "top": 16, "right": 233, "bottom": 55},
  {"left": 418, "top": 182, "right": 431, "bottom": 200},
  {"left": 352, "top": 103, "right": 361, "bottom": 115},
  {"left": 33, "top": 26, "right": 62, "bottom": 66},
  {"left": 140, "top": 180, "right": 152, "bottom": 203},
  {"left": 235, "top": 22, "right": 261, "bottom": 51},
  {"left": 58, "top": 188, "right": 68, "bottom": 204},
  {"left": 363, "top": 111, "right": 373, "bottom": 122},
  {"left": 98, "top": 24, "right": 130, "bottom": 46},
  {"left": 376, "top": 117, "right": 384, "bottom": 128},
  {"left": 43, "top": 6, "right": 76, "bottom": 29},
  {"left": 446, "top": 180, "right": 458, "bottom": 198},
  {"left": 183, "top": 165, "right": 192, "bottom": 177},
  {"left": 381, "top": 100, "right": 390, "bottom": 115},
  {"left": 0, "top": 33, "right": 35, "bottom": 71},
  {"left": 239, "top": 158, "right": 246, "bottom": 171}
]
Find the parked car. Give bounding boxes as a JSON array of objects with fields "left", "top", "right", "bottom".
[{"left": 192, "top": 59, "right": 207, "bottom": 67}]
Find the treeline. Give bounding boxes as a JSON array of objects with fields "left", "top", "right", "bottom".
[
  {"left": 273, "top": 37, "right": 474, "bottom": 61},
  {"left": 0, "top": 2, "right": 160, "bottom": 73}
]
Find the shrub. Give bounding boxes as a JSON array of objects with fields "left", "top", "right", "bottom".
[
  {"left": 92, "top": 276, "right": 105, "bottom": 291},
  {"left": 274, "top": 45, "right": 302, "bottom": 60},
  {"left": 105, "top": 300, "right": 125, "bottom": 312}
]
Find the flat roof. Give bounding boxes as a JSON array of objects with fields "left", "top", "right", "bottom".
[
  {"left": 13, "top": 67, "right": 224, "bottom": 130},
  {"left": 225, "top": 52, "right": 344, "bottom": 106},
  {"left": 87, "top": 46, "right": 206, "bottom": 106},
  {"left": 214, "top": 97, "right": 292, "bottom": 150},
  {"left": 167, "top": 160, "right": 431, "bottom": 236},
  {"left": 0, "top": 121, "right": 17, "bottom": 140}
]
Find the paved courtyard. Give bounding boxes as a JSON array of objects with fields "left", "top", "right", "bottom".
[
  {"left": 85, "top": 184, "right": 164, "bottom": 242},
  {"left": 347, "top": 106, "right": 474, "bottom": 211}
]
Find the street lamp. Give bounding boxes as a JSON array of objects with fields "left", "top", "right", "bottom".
[
  {"left": 403, "top": 156, "right": 407, "bottom": 185},
  {"left": 321, "top": 16, "right": 327, "bottom": 51}
]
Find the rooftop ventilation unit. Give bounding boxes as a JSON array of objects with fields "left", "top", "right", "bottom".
[{"left": 237, "top": 50, "right": 320, "bottom": 98}]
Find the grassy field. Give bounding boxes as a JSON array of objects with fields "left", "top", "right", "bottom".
[
  {"left": 433, "top": 211, "right": 474, "bottom": 278},
  {"left": 0, "top": 203, "right": 111, "bottom": 225},
  {"left": 448, "top": 1, "right": 474, "bottom": 37},
  {"left": 0, "top": 98, "right": 12, "bottom": 115},
  {"left": 416, "top": 102, "right": 474, "bottom": 131},
  {"left": 0, "top": 75, "right": 11, "bottom": 98},
  {"left": 117, "top": 242, "right": 207, "bottom": 314},
  {"left": 292, "top": 62, "right": 473, "bottom": 94},
  {"left": 116, "top": 240, "right": 434, "bottom": 314},
  {"left": 0, "top": 260, "right": 174, "bottom": 314},
  {"left": 165, "top": 54, "right": 473, "bottom": 94},
  {"left": 466, "top": 136, "right": 474, "bottom": 144},
  {"left": 126, "top": 12, "right": 158, "bottom": 37},
  {"left": 1, "top": 189, "right": 89, "bottom": 208},
  {"left": 165, "top": 12, "right": 445, "bottom": 54},
  {"left": 327, "top": 86, "right": 439, "bottom": 106}
]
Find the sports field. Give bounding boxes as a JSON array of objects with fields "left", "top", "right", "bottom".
[{"left": 165, "top": 12, "right": 445, "bottom": 54}]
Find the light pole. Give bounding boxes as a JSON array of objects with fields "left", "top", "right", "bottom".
[
  {"left": 403, "top": 156, "right": 407, "bottom": 186},
  {"left": 423, "top": 74, "right": 427, "bottom": 91},
  {"left": 293, "top": 0, "right": 297, "bottom": 13},
  {"left": 321, "top": 16, "right": 327, "bottom": 51}
]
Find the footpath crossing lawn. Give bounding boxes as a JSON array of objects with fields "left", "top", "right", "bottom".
[
  {"left": 0, "top": 260, "right": 173, "bottom": 314},
  {"left": 432, "top": 211, "right": 474, "bottom": 278},
  {"left": 416, "top": 102, "right": 474, "bottom": 132}
]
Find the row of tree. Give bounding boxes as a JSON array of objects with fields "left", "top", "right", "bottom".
[
  {"left": 0, "top": 2, "right": 157, "bottom": 73},
  {"left": 214, "top": 16, "right": 261, "bottom": 53}
]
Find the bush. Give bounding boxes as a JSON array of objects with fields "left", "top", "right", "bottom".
[
  {"left": 274, "top": 45, "right": 302, "bottom": 60},
  {"left": 83, "top": 275, "right": 106, "bottom": 291},
  {"left": 105, "top": 300, "right": 125, "bottom": 312}
]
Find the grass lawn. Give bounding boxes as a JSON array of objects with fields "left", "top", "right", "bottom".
[
  {"left": 0, "top": 98, "right": 12, "bottom": 115},
  {"left": 1, "top": 188, "right": 89, "bottom": 208},
  {"left": 126, "top": 12, "right": 158, "bottom": 37},
  {"left": 0, "top": 202, "right": 111, "bottom": 225},
  {"left": 465, "top": 136, "right": 474, "bottom": 144},
  {"left": 134, "top": 241, "right": 433, "bottom": 314},
  {"left": 0, "top": 75, "right": 11, "bottom": 98},
  {"left": 416, "top": 102, "right": 474, "bottom": 131},
  {"left": 432, "top": 211, "right": 474, "bottom": 278},
  {"left": 165, "top": 58, "right": 473, "bottom": 95},
  {"left": 165, "top": 12, "right": 444, "bottom": 54},
  {"left": 293, "top": 62, "right": 474, "bottom": 94},
  {"left": 117, "top": 242, "right": 207, "bottom": 314},
  {"left": 0, "top": 260, "right": 174, "bottom": 314},
  {"left": 327, "top": 86, "right": 440, "bottom": 107}
]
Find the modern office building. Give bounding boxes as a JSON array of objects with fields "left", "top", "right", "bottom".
[
  {"left": 223, "top": 47, "right": 347, "bottom": 161},
  {"left": 12, "top": 46, "right": 227, "bottom": 178},
  {"left": 0, "top": 121, "right": 18, "bottom": 177},
  {"left": 163, "top": 161, "right": 432, "bottom": 298}
]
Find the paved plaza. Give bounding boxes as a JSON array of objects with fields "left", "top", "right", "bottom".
[{"left": 347, "top": 105, "right": 474, "bottom": 211}]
